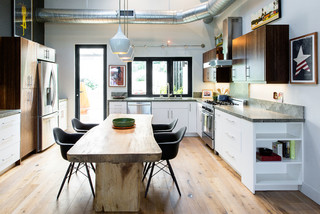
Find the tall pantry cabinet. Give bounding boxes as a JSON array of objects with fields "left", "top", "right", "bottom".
[{"left": 0, "top": 37, "right": 38, "bottom": 159}]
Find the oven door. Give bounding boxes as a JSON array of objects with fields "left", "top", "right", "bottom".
[{"left": 202, "top": 109, "right": 214, "bottom": 149}]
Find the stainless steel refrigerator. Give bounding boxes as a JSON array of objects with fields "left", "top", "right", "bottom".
[{"left": 37, "top": 61, "right": 59, "bottom": 152}]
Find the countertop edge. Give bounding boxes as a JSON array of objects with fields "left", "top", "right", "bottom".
[{"left": 0, "top": 110, "right": 21, "bottom": 119}]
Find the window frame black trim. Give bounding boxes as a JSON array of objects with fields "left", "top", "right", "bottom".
[{"left": 128, "top": 57, "right": 192, "bottom": 97}]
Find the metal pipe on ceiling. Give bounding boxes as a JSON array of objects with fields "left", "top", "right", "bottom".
[{"left": 36, "top": 0, "right": 235, "bottom": 24}]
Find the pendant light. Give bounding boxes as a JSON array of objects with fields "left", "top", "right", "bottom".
[
  {"left": 119, "top": 45, "right": 134, "bottom": 59},
  {"left": 110, "top": 0, "right": 130, "bottom": 54}
]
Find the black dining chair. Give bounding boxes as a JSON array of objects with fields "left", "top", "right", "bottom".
[
  {"left": 152, "top": 118, "right": 178, "bottom": 133},
  {"left": 143, "top": 126, "right": 187, "bottom": 197},
  {"left": 53, "top": 127, "right": 95, "bottom": 199},
  {"left": 71, "top": 118, "right": 98, "bottom": 133}
]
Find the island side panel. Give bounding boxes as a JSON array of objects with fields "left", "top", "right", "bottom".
[{"left": 94, "top": 162, "right": 142, "bottom": 212}]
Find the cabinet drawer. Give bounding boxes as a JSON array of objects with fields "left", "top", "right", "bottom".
[
  {"left": 152, "top": 102, "right": 189, "bottom": 109},
  {"left": 109, "top": 102, "right": 127, "bottom": 109},
  {"left": 109, "top": 108, "right": 127, "bottom": 114},
  {"left": 0, "top": 141, "right": 20, "bottom": 172},
  {"left": 0, "top": 114, "right": 20, "bottom": 141},
  {"left": 220, "top": 146, "right": 240, "bottom": 174}
]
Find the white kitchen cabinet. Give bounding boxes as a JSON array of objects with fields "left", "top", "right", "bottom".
[
  {"left": 215, "top": 109, "right": 242, "bottom": 174},
  {"left": 59, "top": 99, "right": 68, "bottom": 131},
  {"left": 108, "top": 102, "right": 127, "bottom": 115},
  {"left": 215, "top": 109, "right": 304, "bottom": 193},
  {"left": 196, "top": 102, "right": 202, "bottom": 137},
  {"left": 152, "top": 102, "right": 196, "bottom": 134},
  {"left": 0, "top": 114, "right": 20, "bottom": 173}
]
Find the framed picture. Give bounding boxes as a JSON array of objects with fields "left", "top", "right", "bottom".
[
  {"left": 290, "top": 32, "right": 318, "bottom": 84},
  {"left": 251, "top": 0, "right": 281, "bottom": 30},
  {"left": 13, "top": 0, "right": 32, "bottom": 40},
  {"left": 202, "top": 89, "right": 213, "bottom": 99},
  {"left": 109, "top": 65, "right": 126, "bottom": 87}
]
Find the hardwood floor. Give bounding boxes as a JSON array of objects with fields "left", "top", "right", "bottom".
[{"left": 1, "top": 137, "right": 319, "bottom": 214}]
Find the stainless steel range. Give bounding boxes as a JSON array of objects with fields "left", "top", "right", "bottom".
[{"left": 201, "top": 98, "right": 244, "bottom": 151}]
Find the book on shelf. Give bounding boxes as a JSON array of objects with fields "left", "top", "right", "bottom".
[
  {"left": 290, "top": 140, "right": 296, "bottom": 159},
  {"left": 278, "top": 140, "right": 296, "bottom": 160},
  {"left": 272, "top": 141, "right": 283, "bottom": 157},
  {"left": 256, "top": 152, "right": 282, "bottom": 161}
]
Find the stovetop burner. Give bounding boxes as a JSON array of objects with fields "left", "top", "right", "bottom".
[{"left": 204, "top": 100, "right": 236, "bottom": 106}]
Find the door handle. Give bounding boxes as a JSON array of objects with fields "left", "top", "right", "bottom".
[{"left": 246, "top": 66, "right": 250, "bottom": 78}]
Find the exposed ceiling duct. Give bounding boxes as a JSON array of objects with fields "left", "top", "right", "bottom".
[{"left": 36, "top": 0, "right": 235, "bottom": 24}]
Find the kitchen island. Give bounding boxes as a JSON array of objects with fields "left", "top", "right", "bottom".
[{"left": 67, "top": 114, "right": 162, "bottom": 212}]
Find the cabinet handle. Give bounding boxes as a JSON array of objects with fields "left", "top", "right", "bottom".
[
  {"left": 226, "top": 118, "right": 235, "bottom": 123},
  {"left": 171, "top": 110, "right": 173, "bottom": 119},
  {"left": 189, "top": 104, "right": 191, "bottom": 112},
  {"left": 1, "top": 135, "right": 14, "bottom": 142},
  {"left": 167, "top": 110, "right": 169, "bottom": 119},
  {"left": 246, "top": 66, "right": 250, "bottom": 78},
  {"left": 225, "top": 132, "right": 235, "bottom": 139},
  {"left": 225, "top": 151, "right": 235, "bottom": 159},
  {"left": 2, "top": 154, "right": 14, "bottom": 162},
  {"left": 232, "top": 68, "right": 236, "bottom": 78}
]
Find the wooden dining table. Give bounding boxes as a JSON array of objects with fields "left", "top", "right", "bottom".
[{"left": 67, "top": 114, "right": 162, "bottom": 212}]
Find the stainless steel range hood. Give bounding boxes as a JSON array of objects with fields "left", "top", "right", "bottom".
[{"left": 209, "top": 17, "right": 242, "bottom": 67}]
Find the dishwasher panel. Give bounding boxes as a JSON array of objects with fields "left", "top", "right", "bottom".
[{"left": 127, "top": 102, "right": 152, "bottom": 114}]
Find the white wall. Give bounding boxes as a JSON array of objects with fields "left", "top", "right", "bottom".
[
  {"left": 214, "top": 0, "right": 320, "bottom": 204},
  {"left": 44, "top": 0, "right": 215, "bottom": 129}
]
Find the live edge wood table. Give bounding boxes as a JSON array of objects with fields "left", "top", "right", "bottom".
[{"left": 67, "top": 114, "right": 162, "bottom": 212}]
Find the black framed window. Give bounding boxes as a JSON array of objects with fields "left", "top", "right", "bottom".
[{"left": 128, "top": 57, "right": 192, "bottom": 97}]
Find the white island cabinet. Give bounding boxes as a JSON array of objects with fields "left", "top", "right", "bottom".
[
  {"left": 108, "top": 102, "right": 127, "bottom": 115},
  {"left": 215, "top": 109, "right": 304, "bottom": 193},
  {"left": 0, "top": 113, "right": 20, "bottom": 173},
  {"left": 152, "top": 102, "right": 197, "bottom": 135}
]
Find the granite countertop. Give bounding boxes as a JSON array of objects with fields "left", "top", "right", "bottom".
[
  {"left": 214, "top": 105, "right": 305, "bottom": 122},
  {"left": 0, "top": 110, "right": 21, "bottom": 119},
  {"left": 108, "top": 97, "right": 202, "bottom": 102}
]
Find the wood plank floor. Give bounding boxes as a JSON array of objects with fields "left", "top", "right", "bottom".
[{"left": 1, "top": 137, "right": 319, "bottom": 214}]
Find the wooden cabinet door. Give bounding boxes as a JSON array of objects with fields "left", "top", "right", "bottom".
[
  {"left": 20, "top": 88, "right": 37, "bottom": 158},
  {"left": 232, "top": 35, "right": 247, "bottom": 82},
  {"left": 246, "top": 27, "right": 266, "bottom": 82},
  {"left": 21, "top": 38, "right": 37, "bottom": 89}
]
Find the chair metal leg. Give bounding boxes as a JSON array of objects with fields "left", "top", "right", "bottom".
[
  {"left": 57, "top": 163, "right": 72, "bottom": 200},
  {"left": 75, "top": 162, "right": 81, "bottom": 173},
  {"left": 67, "top": 162, "right": 75, "bottom": 183},
  {"left": 145, "top": 162, "right": 155, "bottom": 198},
  {"left": 90, "top": 163, "right": 95, "bottom": 172},
  {"left": 166, "top": 160, "right": 181, "bottom": 196},
  {"left": 142, "top": 162, "right": 151, "bottom": 182},
  {"left": 143, "top": 162, "right": 148, "bottom": 174},
  {"left": 85, "top": 163, "right": 95, "bottom": 197}
]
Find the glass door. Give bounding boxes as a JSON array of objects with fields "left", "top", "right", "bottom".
[{"left": 75, "top": 45, "right": 107, "bottom": 123}]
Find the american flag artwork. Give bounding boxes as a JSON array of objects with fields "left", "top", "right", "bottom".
[
  {"left": 294, "top": 47, "right": 311, "bottom": 76},
  {"left": 291, "top": 35, "right": 315, "bottom": 82}
]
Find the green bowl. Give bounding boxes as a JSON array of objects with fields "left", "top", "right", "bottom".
[{"left": 112, "top": 118, "right": 135, "bottom": 127}]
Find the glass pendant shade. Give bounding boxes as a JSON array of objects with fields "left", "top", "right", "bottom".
[
  {"left": 118, "top": 46, "right": 134, "bottom": 59},
  {"left": 122, "top": 55, "right": 134, "bottom": 62},
  {"left": 110, "top": 25, "right": 130, "bottom": 54}
]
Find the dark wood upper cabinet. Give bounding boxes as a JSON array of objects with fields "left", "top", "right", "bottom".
[
  {"left": 232, "top": 25, "right": 289, "bottom": 83},
  {"left": 202, "top": 47, "right": 231, "bottom": 83}
]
